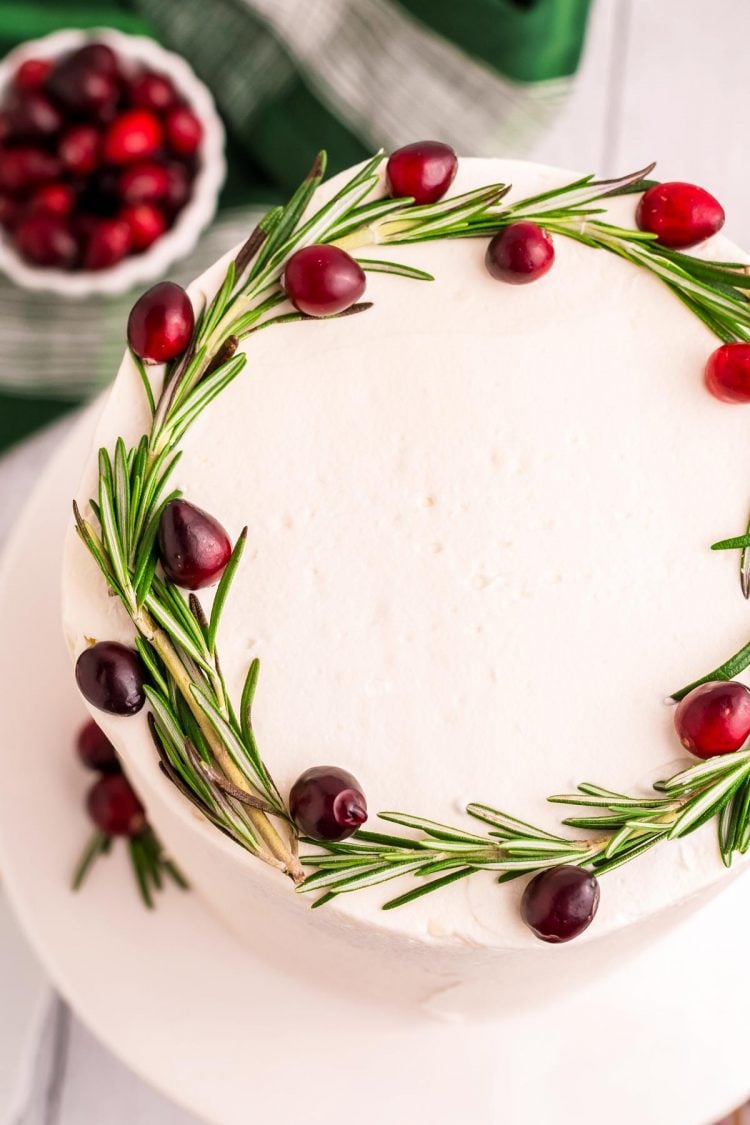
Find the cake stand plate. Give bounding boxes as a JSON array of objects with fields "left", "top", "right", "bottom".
[{"left": 0, "top": 405, "right": 748, "bottom": 1125}]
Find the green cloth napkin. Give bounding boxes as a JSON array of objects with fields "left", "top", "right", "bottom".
[{"left": 0, "top": 0, "right": 592, "bottom": 449}]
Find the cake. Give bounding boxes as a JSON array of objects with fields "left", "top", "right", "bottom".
[{"left": 61, "top": 151, "right": 750, "bottom": 1015}]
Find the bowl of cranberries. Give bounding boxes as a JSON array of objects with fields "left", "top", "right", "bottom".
[{"left": 0, "top": 28, "right": 225, "bottom": 296}]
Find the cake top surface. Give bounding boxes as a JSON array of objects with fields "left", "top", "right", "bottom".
[{"left": 63, "top": 157, "right": 750, "bottom": 948}]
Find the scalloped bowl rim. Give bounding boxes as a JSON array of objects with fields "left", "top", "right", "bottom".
[{"left": 0, "top": 27, "right": 226, "bottom": 298}]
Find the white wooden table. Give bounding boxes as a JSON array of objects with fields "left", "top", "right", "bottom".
[{"left": 2, "top": 1, "right": 750, "bottom": 1120}]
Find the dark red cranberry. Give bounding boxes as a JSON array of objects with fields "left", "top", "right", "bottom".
[
  {"left": 120, "top": 202, "right": 166, "bottom": 251},
  {"left": 59, "top": 125, "right": 100, "bottom": 176},
  {"left": 76, "top": 718, "right": 121, "bottom": 774},
  {"left": 0, "top": 113, "right": 9, "bottom": 143},
  {"left": 163, "top": 162, "right": 191, "bottom": 213},
  {"left": 83, "top": 217, "right": 130, "bottom": 270},
  {"left": 157, "top": 499, "right": 232, "bottom": 589},
  {"left": 29, "top": 182, "right": 75, "bottom": 217},
  {"left": 127, "top": 281, "right": 195, "bottom": 362},
  {"left": 48, "top": 58, "right": 119, "bottom": 120},
  {"left": 386, "top": 141, "right": 458, "bottom": 205},
  {"left": 704, "top": 344, "right": 750, "bottom": 404},
  {"left": 0, "top": 195, "right": 19, "bottom": 230},
  {"left": 86, "top": 774, "right": 146, "bottom": 837},
  {"left": 6, "top": 89, "right": 62, "bottom": 138},
  {"left": 102, "top": 110, "right": 162, "bottom": 165},
  {"left": 289, "top": 766, "right": 367, "bottom": 841},
  {"left": 674, "top": 681, "right": 750, "bottom": 759},
  {"left": 75, "top": 641, "right": 146, "bottom": 715},
  {"left": 521, "top": 866, "right": 600, "bottom": 943},
  {"left": 15, "top": 213, "right": 77, "bottom": 268},
  {"left": 485, "top": 221, "right": 555, "bottom": 284},
  {"left": 14, "top": 58, "right": 54, "bottom": 92},
  {"left": 283, "top": 245, "right": 366, "bottom": 317},
  {"left": 69, "top": 43, "right": 119, "bottom": 76},
  {"left": 164, "top": 106, "right": 203, "bottom": 157},
  {"left": 636, "top": 182, "right": 725, "bottom": 249},
  {"left": 119, "top": 161, "right": 170, "bottom": 204},
  {"left": 129, "top": 71, "right": 177, "bottom": 112},
  {"left": 0, "top": 147, "right": 60, "bottom": 192}
]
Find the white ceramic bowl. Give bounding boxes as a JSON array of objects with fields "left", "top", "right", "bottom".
[{"left": 0, "top": 27, "right": 226, "bottom": 298}]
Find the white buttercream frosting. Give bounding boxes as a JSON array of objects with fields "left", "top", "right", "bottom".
[{"left": 62, "top": 159, "right": 750, "bottom": 1008}]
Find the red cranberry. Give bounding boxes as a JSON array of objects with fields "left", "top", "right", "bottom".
[
  {"left": 83, "top": 217, "right": 130, "bottom": 270},
  {"left": 164, "top": 106, "right": 203, "bottom": 157},
  {"left": 14, "top": 58, "right": 54, "bottom": 91},
  {"left": 15, "top": 213, "right": 77, "bottom": 268},
  {"left": 704, "top": 344, "right": 750, "bottom": 404},
  {"left": 103, "top": 110, "right": 162, "bottom": 165},
  {"left": 284, "top": 245, "right": 366, "bottom": 317},
  {"left": 164, "top": 162, "right": 191, "bottom": 213},
  {"left": 521, "top": 866, "right": 600, "bottom": 943},
  {"left": 130, "top": 71, "right": 177, "bottom": 112},
  {"left": 59, "top": 125, "right": 100, "bottom": 176},
  {"left": 0, "top": 195, "right": 19, "bottom": 230},
  {"left": 0, "top": 146, "right": 60, "bottom": 192},
  {"left": 86, "top": 774, "right": 146, "bottom": 838},
  {"left": 157, "top": 499, "right": 232, "bottom": 589},
  {"left": 386, "top": 141, "right": 458, "bottom": 206},
  {"left": 674, "top": 681, "right": 750, "bottom": 759},
  {"left": 48, "top": 58, "right": 119, "bottom": 120},
  {"left": 6, "top": 89, "right": 62, "bottom": 138},
  {"left": 29, "top": 182, "right": 75, "bottom": 217},
  {"left": 289, "top": 766, "right": 367, "bottom": 841},
  {"left": 75, "top": 641, "right": 146, "bottom": 715},
  {"left": 119, "top": 161, "right": 170, "bottom": 204},
  {"left": 70, "top": 43, "right": 119, "bottom": 76},
  {"left": 76, "top": 719, "right": 121, "bottom": 774},
  {"left": 120, "top": 202, "right": 166, "bottom": 251},
  {"left": 485, "top": 221, "right": 555, "bottom": 284},
  {"left": 636, "top": 182, "right": 725, "bottom": 249},
  {"left": 127, "top": 281, "right": 195, "bottom": 362},
  {"left": 0, "top": 113, "right": 9, "bottom": 143}
]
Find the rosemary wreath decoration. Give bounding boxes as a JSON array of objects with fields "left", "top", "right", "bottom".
[{"left": 72, "top": 147, "right": 750, "bottom": 937}]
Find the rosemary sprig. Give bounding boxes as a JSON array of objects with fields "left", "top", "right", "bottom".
[
  {"left": 72, "top": 825, "right": 188, "bottom": 909},
  {"left": 75, "top": 148, "right": 750, "bottom": 912}
]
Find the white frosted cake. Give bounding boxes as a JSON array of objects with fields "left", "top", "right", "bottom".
[{"left": 62, "top": 156, "right": 750, "bottom": 1014}]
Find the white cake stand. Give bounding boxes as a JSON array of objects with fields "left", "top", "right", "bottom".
[{"left": 0, "top": 406, "right": 748, "bottom": 1125}]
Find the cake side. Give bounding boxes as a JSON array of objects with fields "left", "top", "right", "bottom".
[{"left": 62, "top": 157, "right": 750, "bottom": 1009}]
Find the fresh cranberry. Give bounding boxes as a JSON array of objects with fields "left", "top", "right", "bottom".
[
  {"left": 76, "top": 719, "right": 121, "bottom": 774},
  {"left": 70, "top": 43, "right": 119, "bottom": 76},
  {"left": 15, "top": 213, "right": 77, "bottom": 268},
  {"left": 485, "top": 221, "right": 555, "bottom": 284},
  {"left": 86, "top": 774, "right": 146, "bottom": 837},
  {"left": 674, "top": 681, "right": 750, "bottom": 759},
  {"left": 0, "top": 146, "right": 60, "bottom": 192},
  {"left": 14, "top": 58, "right": 54, "bottom": 92},
  {"left": 120, "top": 202, "right": 166, "bottom": 251},
  {"left": 0, "top": 195, "right": 19, "bottom": 229},
  {"left": 289, "top": 766, "right": 367, "bottom": 841},
  {"left": 48, "top": 57, "right": 119, "bottom": 120},
  {"left": 5, "top": 89, "right": 62, "bottom": 137},
  {"left": 103, "top": 109, "right": 162, "bottom": 165},
  {"left": 127, "top": 280, "right": 195, "bottom": 362},
  {"left": 130, "top": 71, "right": 177, "bottom": 112},
  {"left": 157, "top": 499, "right": 232, "bottom": 589},
  {"left": 704, "top": 344, "right": 750, "bottom": 404},
  {"left": 164, "top": 106, "right": 203, "bottom": 157},
  {"left": 75, "top": 641, "right": 146, "bottom": 715},
  {"left": 521, "top": 866, "right": 600, "bottom": 943},
  {"left": 119, "top": 161, "right": 170, "bottom": 204},
  {"left": 386, "top": 141, "right": 458, "bottom": 205},
  {"left": 83, "top": 217, "right": 131, "bottom": 270},
  {"left": 58, "top": 125, "right": 100, "bottom": 176},
  {"left": 29, "top": 182, "right": 75, "bottom": 217},
  {"left": 163, "top": 162, "right": 191, "bottom": 213},
  {"left": 636, "top": 182, "right": 725, "bottom": 249},
  {"left": 283, "top": 244, "right": 366, "bottom": 317}
]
